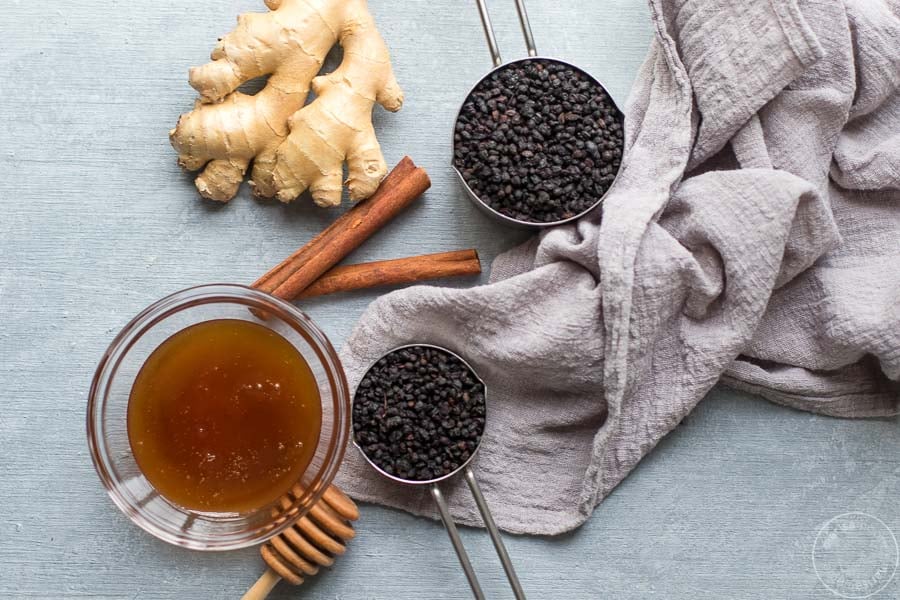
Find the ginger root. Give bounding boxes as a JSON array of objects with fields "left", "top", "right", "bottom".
[{"left": 169, "top": 0, "right": 403, "bottom": 205}]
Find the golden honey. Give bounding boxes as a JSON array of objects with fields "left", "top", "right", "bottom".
[{"left": 128, "top": 319, "right": 321, "bottom": 513}]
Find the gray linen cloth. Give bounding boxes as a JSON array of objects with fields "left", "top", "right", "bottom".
[{"left": 335, "top": 0, "right": 900, "bottom": 534}]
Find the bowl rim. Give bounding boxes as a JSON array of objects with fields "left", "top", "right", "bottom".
[{"left": 86, "top": 283, "right": 350, "bottom": 551}]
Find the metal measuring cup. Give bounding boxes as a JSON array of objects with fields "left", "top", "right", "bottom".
[
  {"left": 452, "top": 0, "right": 626, "bottom": 229},
  {"left": 353, "top": 344, "right": 525, "bottom": 600}
]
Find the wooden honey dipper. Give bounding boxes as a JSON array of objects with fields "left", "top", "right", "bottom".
[{"left": 242, "top": 484, "right": 359, "bottom": 600}]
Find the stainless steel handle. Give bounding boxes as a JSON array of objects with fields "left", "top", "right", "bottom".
[
  {"left": 474, "top": 0, "right": 503, "bottom": 67},
  {"left": 512, "top": 0, "right": 537, "bottom": 57},
  {"left": 430, "top": 472, "right": 527, "bottom": 600},
  {"left": 431, "top": 484, "right": 486, "bottom": 600},
  {"left": 474, "top": 0, "right": 538, "bottom": 67},
  {"left": 465, "top": 468, "right": 526, "bottom": 600}
]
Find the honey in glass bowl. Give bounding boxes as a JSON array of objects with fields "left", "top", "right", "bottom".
[{"left": 127, "top": 318, "right": 322, "bottom": 513}]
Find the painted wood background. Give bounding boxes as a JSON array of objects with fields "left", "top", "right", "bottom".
[{"left": 1, "top": 0, "right": 898, "bottom": 598}]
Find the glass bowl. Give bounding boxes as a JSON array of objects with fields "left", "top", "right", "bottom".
[{"left": 87, "top": 284, "right": 350, "bottom": 551}]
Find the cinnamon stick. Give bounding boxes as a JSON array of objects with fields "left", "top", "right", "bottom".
[
  {"left": 253, "top": 157, "right": 429, "bottom": 299},
  {"left": 295, "top": 250, "right": 481, "bottom": 300}
]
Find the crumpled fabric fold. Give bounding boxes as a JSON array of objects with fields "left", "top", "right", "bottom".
[{"left": 335, "top": 0, "right": 900, "bottom": 534}]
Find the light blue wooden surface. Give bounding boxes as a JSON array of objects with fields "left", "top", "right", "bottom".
[{"left": 1, "top": 1, "right": 898, "bottom": 598}]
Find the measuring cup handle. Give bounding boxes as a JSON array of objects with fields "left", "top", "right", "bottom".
[
  {"left": 474, "top": 0, "right": 538, "bottom": 66},
  {"left": 474, "top": 0, "right": 503, "bottom": 67},
  {"left": 512, "top": 0, "right": 537, "bottom": 57},
  {"left": 465, "top": 468, "right": 527, "bottom": 600},
  {"left": 431, "top": 484, "right": 486, "bottom": 600}
]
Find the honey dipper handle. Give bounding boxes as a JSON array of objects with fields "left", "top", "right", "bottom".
[{"left": 241, "top": 568, "right": 281, "bottom": 600}]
